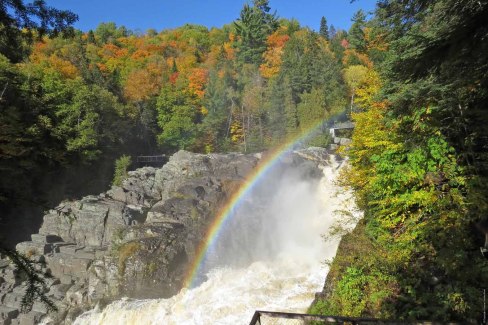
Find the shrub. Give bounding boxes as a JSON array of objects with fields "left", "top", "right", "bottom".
[{"left": 112, "top": 155, "right": 132, "bottom": 186}]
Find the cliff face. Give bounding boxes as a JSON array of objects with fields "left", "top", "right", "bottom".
[{"left": 0, "top": 148, "right": 329, "bottom": 324}]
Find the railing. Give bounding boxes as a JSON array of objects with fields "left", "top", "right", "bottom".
[
  {"left": 248, "top": 310, "right": 459, "bottom": 325},
  {"left": 136, "top": 155, "right": 166, "bottom": 163}
]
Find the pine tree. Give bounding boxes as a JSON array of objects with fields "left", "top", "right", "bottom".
[
  {"left": 234, "top": 0, "right": 278, "bottom": 65},
  {"left": 319, "top": 16, "right": 329, "bottom": 40},
  {"left": 348, "top": 10, "right": 367, "bottom": 52},
  {"left": 329, "top": 24, "right": 336, "bottom": 39}
]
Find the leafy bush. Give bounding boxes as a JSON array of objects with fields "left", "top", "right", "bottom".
[{"left": 112, "top": 155, "right": 132, "bottom": 187}]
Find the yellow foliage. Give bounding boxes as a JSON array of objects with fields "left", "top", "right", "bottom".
[
  {"left": 230, "top": 120, "right": 243, "bottom": 143},
  {"left": 355, "top": 70, "right": 382, "bottom": 109},
  {"left": 47, "top": 55, "right": 78, "bottom": 79}
]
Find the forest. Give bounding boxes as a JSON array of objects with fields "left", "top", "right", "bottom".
[
  {"left": 1, "top": 0, "right": 361, "bottom": 245},
  {"left": 1, "top": 0, "right": 488, "bottom": 322}
]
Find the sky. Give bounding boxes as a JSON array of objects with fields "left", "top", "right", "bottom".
[{"left": 46, "top": 0, "right": 377, "bottom": 33}]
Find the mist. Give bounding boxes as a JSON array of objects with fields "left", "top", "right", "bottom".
[{"left": 74, "top": 155, "right": 361, "bottom": 325}]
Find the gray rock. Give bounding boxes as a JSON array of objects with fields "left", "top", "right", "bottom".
[
  {"left": 15, "top": 242, "right": 52, "bottom": 256},
  {"left": 15, "top": 311, "right": 45, "bottom": 325},
  {"left": 31, "top": 234, "right": 62, "bottom": 244},
  {"left": 0, "top": 305, "right": 19, "bottom": 324},
  {"left": 2, "top": 293, "right": 23, "bottom": 309},
  {"left": 65, "top": 283, "right": 88, "bottom": 307},
  {"left": 49, "top": 284, "right": 72, "bottom": 300},
  {"left": 0, "top": 148, "right": 330, "bottom": 324}
]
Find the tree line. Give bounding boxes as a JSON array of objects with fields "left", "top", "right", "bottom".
[{"left": 0, "top": 1, "right": 372, "bottom": 244}]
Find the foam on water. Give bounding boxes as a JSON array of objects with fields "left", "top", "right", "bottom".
[{"left": 74, "top": 157, "right": 361, "bottom": 325}]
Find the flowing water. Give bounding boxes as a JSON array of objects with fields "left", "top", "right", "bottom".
[{"left": 74, "top": 156, "right": 361, "bottom": 325}]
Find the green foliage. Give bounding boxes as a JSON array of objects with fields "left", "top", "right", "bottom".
[
  {"left": 156, "top": 86, "right": 199, "bottom": 150},
  {"left": 348, "top": 10, "right": 367, "bottom": 52},
  {"left": 319, "top": 17, "right": 329, "bottom": 40},
  {"left": 112, "top": 155, "right": 132, "bottom": 186},
  {"left": 234, "top": 1, "right": 278, "bottom": 65},
  {"left": 321, "top": 0, "right": 488, "bottom": 322},
  {"left": 94, "top": 22, "right": 129, "bottom": 44},
  {"left": 0, "top": 247, "right": 57, "bottom": 313},
  {"left": 0, "top": 0, "right": 77, "bottom": 62}
]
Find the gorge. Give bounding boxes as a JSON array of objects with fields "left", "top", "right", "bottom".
[{"left": 0, "top": 148, "right": 360, "bottom": 324}]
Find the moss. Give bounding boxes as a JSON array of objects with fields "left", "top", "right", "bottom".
[
  {"left": 145, "top": 262, "right": 157, "bottom": 276},
  {"left": 117, "top": 241, "right": 141, "bottom": 276},
  {"left": 190, "top": 207, "right": 199, "bottom": 220},
  {"left": 170, "top": 191, "right": 192, "bottom": 200}
]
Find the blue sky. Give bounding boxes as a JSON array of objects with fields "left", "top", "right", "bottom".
[{"left": 46, "top": 0, "right": 377, "bottom": 33}]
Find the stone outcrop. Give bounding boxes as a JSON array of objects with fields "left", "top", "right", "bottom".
[{"left": 0, "top": 148, "right": 329, "bottom": 324}]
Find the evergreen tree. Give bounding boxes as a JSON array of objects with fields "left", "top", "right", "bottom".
[
  {"left": 348, "top": 10, "right": 367, "bottom": 52},
  {"left": 319, "top": 16, "right": 329, "bottom": 40},
  {"left": 329, "top": 24, "right": 337, "bottom": 39},
  {"left": 234, "top": 0, "right": 278, "bottom": 65}
]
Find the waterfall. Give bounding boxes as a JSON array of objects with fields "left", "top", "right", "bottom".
[{"left": 74, "top": 157, "right": 361, "bottom": 325}]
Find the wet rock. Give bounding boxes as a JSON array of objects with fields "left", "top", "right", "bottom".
[{"left": 0, "top": 148, "right": 331, "bottom": 324}]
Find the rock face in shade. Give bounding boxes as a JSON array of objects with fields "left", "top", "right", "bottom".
[{"left": 0, "top": 148, "right": 330, "bottom": 324}]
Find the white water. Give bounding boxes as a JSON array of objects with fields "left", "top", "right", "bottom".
[{"left": 74, "top": 156, "right": 361, "bottom": 325}]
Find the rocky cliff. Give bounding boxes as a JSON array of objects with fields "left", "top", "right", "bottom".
[{"left": 0, "top": 148, "right": 329, "bottom": 324}]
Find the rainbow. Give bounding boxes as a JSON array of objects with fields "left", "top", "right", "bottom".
[{"left": 183, "top": 118, "right": 334, "bottom": 288}]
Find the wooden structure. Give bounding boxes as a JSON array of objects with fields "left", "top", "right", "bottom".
[
  {"left": 329, "top": 121, "right": 355, "bottom": 138},
  {"left": 248, "top": 310, "right": 460, "bottom": 325},
  {"left": 136, "top": 155, "right": 166, "bottom": 163}
]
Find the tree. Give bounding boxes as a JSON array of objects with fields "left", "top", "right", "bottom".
[
  {"left": 319, "top": 16, "right": 329, "bottom": 40},
  {"left": 0, "top": 0, "right": 78, "bottom": 62},
  {"left": 313, "top": 0, "right": 488, "bottom": 321},
  {"left": 259, "top": 29, "right": 290, "bottom": 78},
  {"left": 343, "top": 65, "right": 369, "bottom": 113},
  {"left": 329, "top": 24, "right": 337, "bottom": 39},
  {"left": 348, "top": 10, "right": 367, "bottom": 52},
  {"left": 234, "top": 0, "right": 278, "bottom": 65},
  {"left": 112, "top": 155, "right": 132, "bottom": 186},
  {"left": 156, "top": 86, "right": 199, "bottom": 150},
  {"left": 0, "top": 248, "right": 57, "bottom": 313},
  {"left": 94, "top": 22, "right": 128, "bottom": 44}
]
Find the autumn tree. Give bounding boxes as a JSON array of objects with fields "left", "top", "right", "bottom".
[
  {"left": 343, "top": 64, "right": 369, "bottom": 113},
  {"left": 259, "top": 28, "right": 290, "bottom": 78}
]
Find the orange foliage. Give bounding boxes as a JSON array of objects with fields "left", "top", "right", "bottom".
[
  {"left": 223, "top": 42, "right": 235, "bottom": 60},
  {"left": 169, "top": 72, "right": 179, "bottom": 85},
  {"left": 188, "top": 68, "right": 209, "bottom": 99},
  {"left": 29, "top": 41, "right": 49, "bottom": 63},
  {"left": 343, "top": 49, "right": 373, "bottom": 68},
  {"left": 259, "top": 32, "right": 290, "bottom": 78},
  {"left": 364, "top": 27, "right": 388, "bottom": 53},
  {"left": 123, "top": 62, "right": 163, "bottom": 101},
  {"left": 100, "top": 43, "right": 128, "bottom": 59},
  {"left": 48, "top": 55, "right": 79, "bottom": 79},
  {"left": 96, "top": 63, "right": 108, "bottom": 73},
  {"left": 130, "top": 49, "right": 151, "bottom": 60}
]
